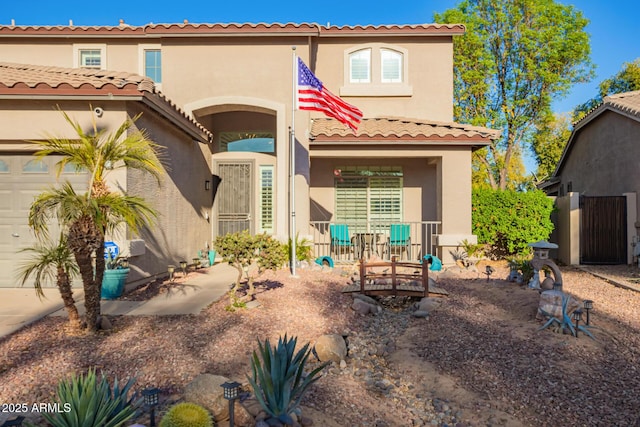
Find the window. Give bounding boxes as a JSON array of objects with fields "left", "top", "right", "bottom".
[
  {"left": 79, "top": 50, "right": 101, "bottom": 68},
  {"left": 341, "top": 44, "right": 411, "bottom": 96},
  {"left": 219, "top": 132, "right": 274, "bottom": 153},
  {"left": 144, "top": 49, "right": 162, "bottom": 83},
  {"left": 335, "top": 166, "right": 403, "bottom": 229},
  {"left": 23, "top": 159, "right": 48, "bottom": 173},
  {"left": 381, "top": 49, "right": 402, "bottom": 83},
  {"left": 73, "top": 44, "right": 106, "bottom": 69},
  {"left": 259, "top": 166, "right": 274, "bottom": 233},
  {"left": 0, "top": 159, "right": 8, "bottom": 173},
  {"left": 349, "top": 49, "right": 371, "bottom": 83}
]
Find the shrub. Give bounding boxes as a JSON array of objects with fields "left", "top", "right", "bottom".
[
  {"left": 283, "top": 233, "right": 314, "bottom": 263},
  {"left": 159, "top": 402, "right": 213, "bottom": 427},
  {"left": 248, "top": 334, "right": 328, "bottom": 425},
  {"left": 213, "top": 231, "right": 287, "bottom": 303},
  {"left": 472, "top": 188, "right": 554, "bottom": 257},
  {"left": 42, "top": 368, "right": 140, "bottom": 427}
]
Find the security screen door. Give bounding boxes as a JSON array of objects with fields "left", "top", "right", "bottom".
[{"left": 216, "top": 161, "right": 253, "bottom": 235}]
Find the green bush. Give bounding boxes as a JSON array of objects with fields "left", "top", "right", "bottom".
[
  {"left": 248, "top": 334, "right": 328, "bottom": 426},
  {"left": 284, "top": 233, "right": 314, "bottom": 263},
  {"left": 472, "top": 188, "right": 554, "bottom": 257},
  {"left": 213, "top": 231, "right": 287, "bottom": 302},
  {"left": 159, "top": 402, "right": 213, "bottom": 427},
  {"left": 41, "top": 368, "right": 139, "bottom": 427}
]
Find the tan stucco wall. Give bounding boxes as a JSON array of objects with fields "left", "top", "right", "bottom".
[
  {"left": 0, "top": 99, "right": 127, "bottom": 143},
  {"left": 555, "top": 193, "right": 580, "bottom": 265},
  {"left": 124, "top": 102, "right": 212, "bottom": 282}
]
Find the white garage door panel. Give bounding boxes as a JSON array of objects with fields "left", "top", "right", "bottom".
[
  {"left": 0, "top": 155, "right": 89, "bottom": 287},
  {"left": 0, "top": 190, "right": 11, "bottom": 211}
]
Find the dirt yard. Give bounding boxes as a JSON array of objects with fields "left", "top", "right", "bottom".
[{"left": 0, "top": 262, "right": 639, "bottom": 426}]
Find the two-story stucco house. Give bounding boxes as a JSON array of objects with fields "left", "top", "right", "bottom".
[{"left": 0, "top": 22, "right": 498, "bottom": 287}]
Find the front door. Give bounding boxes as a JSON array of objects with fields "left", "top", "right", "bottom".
[{"left": 216, "top": 161, "right": 253, "bottom": 236}]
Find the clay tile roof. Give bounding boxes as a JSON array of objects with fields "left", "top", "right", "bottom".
[
  {"left": 603, "top": 90, "right": 640, "bottom": 119},
  {"left": 0, "top": 62, "right": 212, "bottom": 142},
  {"left": 310, "top": 117, "right": 500, "bottom": 141},
  {"left": 0, "top": 62, "right": 155, "bottom": 94},
  {"left": 0, "top": 22, "right": 464, "bottom": 37}
]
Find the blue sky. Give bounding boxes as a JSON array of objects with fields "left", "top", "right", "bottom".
[{"left": 3, "top": 0, "right": 639, "bottom": 114}]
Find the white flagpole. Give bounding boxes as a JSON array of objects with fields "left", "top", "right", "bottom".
[{"left": 290, "top": 46, "right": 297, "bottom": 277}]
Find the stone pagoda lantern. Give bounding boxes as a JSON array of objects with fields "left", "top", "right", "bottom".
[{"left": 528, "top": 240, "right": 561, "bottom": 290}]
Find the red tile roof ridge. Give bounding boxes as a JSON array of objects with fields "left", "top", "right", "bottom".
[{"left": 0, "top": 22, "right": 464, "bottom": 35}]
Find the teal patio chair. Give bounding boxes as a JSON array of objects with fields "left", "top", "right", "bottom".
[
  {"left": 385, "top": 223, "right": 411, "bottom": 260},
  {"left": 330, "top": 224, "right": 352, "bottom": 260}
]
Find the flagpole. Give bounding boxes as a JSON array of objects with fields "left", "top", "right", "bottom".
[{"left": 290, "top": 46, "right": 297, "bottom": 277}]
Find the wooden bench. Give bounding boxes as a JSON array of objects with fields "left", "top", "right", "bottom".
[{"left": 342, "top": 256, "right": 429, "bottom": 298}]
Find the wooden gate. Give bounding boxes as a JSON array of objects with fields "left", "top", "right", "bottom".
[{"left": 580, "top": 196, "right": 626, "bottom": 264}]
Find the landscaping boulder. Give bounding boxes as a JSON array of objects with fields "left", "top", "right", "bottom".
[
  {"left": 537, "top": 290, "right": 582, "bottom": 320},
  {"left": 314, "top": 334, "right": 347, "bottom": 363},
  {"left": 184, "top": 374, "right": 252, "bottom": 426},
  {"left": 415, "top": 297, "right": 443, "bottom": 313},
  {"left": 351, "top": 298, "right": 381, "bottom": 315}
]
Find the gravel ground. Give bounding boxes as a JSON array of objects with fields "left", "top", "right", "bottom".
[{"left": 0, "top": 263, "right": 639, "bottom": 426}]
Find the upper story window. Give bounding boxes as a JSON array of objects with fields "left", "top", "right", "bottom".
[
  {"left": 381, "top": 48, "right": 402, "bottom": 83},
  {"left": 341, "top": 44, "right": 412, "bottom": 97},
  {"left": 144, "top": 50, "right": 162, "bottom": 83},
  {"left": 349, "top": 49, "right": 371, "bottom": 83},
  {"left": 73, "top": 44, "right": 107, "bottom": 70},
  {"left": 139, "top": 44, "right": 162, "bottom": 86}
]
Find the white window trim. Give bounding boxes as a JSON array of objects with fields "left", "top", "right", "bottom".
[
  {"left": 340, "top": 43, "right": 412, "bottom": 97},
  {"left": 73, "top": 44, "right": 107, "bottom": 69},
  {"left": 138, "top": 44, "right": 162, "bottom": 90}
]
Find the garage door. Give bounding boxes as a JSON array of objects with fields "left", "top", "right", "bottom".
[{"left": 0, "top": 155, "right": 89, "bottom": 287}]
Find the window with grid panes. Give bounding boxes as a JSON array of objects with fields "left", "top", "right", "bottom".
[
  {"left": 79, "top": 49, "right": 102, "bottom": 69},
  {"left": 335, "top": 167, "right": 402, "bottom": 230},
  {"left": 259, "top": 165, "right": 274, "bottom": 233},
  {"left": 144, "top": 50, "right": 162, "bottom": 83}
]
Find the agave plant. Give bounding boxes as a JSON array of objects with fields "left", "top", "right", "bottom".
[
  {"left": 248, "top": 334, "right": 328, "bottom": 426},
  {"left": 41, "top": 368, "right": 141, "bottom": 427},
  {"left": 538, "top": 293, "right": 595, "bottom": 339}
]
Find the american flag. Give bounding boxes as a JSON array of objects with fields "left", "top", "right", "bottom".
[{"left": 297, "top": 57, "right": 363, "bottom": 131}]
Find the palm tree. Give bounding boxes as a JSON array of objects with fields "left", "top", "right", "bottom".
[
  {"left": 17, "top": 233, "right": 82, "bottom": 331},
  {"left": 28, "top": 108, "right": 163, "bottom": 333}
]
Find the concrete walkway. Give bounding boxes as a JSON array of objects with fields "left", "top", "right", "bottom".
[{"left": 0, "top": 262, "right": 238, "bottom": 339}]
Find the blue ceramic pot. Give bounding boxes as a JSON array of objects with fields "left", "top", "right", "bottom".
[{"left": 101, "top": 268, "right": 130, "bottom": 299}]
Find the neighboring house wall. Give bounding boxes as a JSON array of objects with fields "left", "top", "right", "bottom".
[{"left": 558, "top": 112, "right": 640, "bottom": 207}]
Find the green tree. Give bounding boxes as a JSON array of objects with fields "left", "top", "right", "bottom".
[
  {"left": 435, "top": 0, "right": 593, "bottom": 190},
  {"left": 17, "top": 233, "right": 82, "bottom": 331},
  {"left": 531, "top": 112, "right": 572, "bottom": 181},
  {"left": 28, "top": 109, "right": 163, "bottom": 333},
  {"left": 573, "top": 58, "right": 640, "bottom": 121}
]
